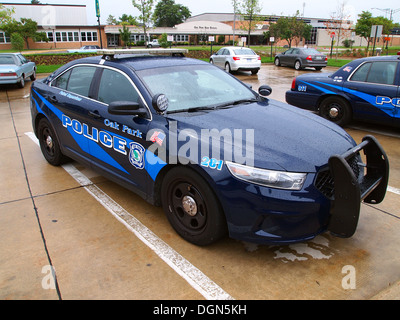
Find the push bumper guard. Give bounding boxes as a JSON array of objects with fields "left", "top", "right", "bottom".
[{"left": 327, "top": 135, "right": 389, "bottom": 238}]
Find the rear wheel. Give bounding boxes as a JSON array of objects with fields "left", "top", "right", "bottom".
[
  {"left": 319, "top": 96, "right": 352, "bottom": 127},
  {"left": 294, "top": 60, "right": 302, "bottom": 70},
  {"left": 225, "top": 62, "right": 231, "bottom": 73},
  {"left": 161, "top": 167, "right": 227, "bottom": 246},
  {"left": 18, "top": 74, "right": 25, "bottom": 88}
]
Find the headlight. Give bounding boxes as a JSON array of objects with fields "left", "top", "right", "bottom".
[{"left": 226, "top": 161, "right": 307, "bottom": 191}]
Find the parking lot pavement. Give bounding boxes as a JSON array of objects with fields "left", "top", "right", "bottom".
[{"left": 1, "top": 66, "right": 399, "bottom": 300}]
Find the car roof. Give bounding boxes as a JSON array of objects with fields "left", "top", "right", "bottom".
[{"left": 60, "top": 54, "right": 208, "bottom": 72}]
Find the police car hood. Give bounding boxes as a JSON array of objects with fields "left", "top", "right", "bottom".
[{"left": 168, "top": 99, "right": 356, "bottom": 172}]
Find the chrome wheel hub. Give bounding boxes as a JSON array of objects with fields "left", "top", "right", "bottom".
[{"left": 182, "top": 195, "right": 197, "bottom": 216}]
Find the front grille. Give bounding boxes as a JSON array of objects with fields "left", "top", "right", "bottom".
[{"left": 315, "top": 153, "right": 361, "bottom": 199}]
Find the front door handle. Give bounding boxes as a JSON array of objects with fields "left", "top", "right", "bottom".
[
  {"left": 49, "top": 95, "right": 58, "bottom": 104},
  {"left": 88, "top": 110, "right": 101, "bottom": 119}
]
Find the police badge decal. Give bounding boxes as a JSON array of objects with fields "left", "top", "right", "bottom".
[{"left": 129, "top": 142, "right": 145, "bottom": 169}]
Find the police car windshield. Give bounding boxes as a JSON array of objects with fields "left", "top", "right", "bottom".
[{"left": 137, "top": 64, "right": 256, "bottom": 113}]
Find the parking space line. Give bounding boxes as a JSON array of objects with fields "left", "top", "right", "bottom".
[
  {"left": 388, "top": 186, "right": 400, "bottom": 196},
  {"left": 25, "top": 132, "right": 233, "bottom": 300}
]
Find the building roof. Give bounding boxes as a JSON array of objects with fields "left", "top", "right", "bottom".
[{"left": 2, "top": 3, "right": 88, "bottom": 27}]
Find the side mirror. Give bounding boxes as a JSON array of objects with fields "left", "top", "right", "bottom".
[
  {"left": 152, "top": 94, "right": 169, "bottom": 114},
  {"left": 108, "top": 101, "right": 147, "bottom": 117},
  {"left": 259, "top": 85, "right": 272, "bottom": 97}
]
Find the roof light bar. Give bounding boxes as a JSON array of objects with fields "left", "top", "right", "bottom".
[{"left": 97, "top": 48, "right": 188, "bottom": 60}]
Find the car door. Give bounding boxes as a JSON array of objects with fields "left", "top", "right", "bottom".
[
  {"left": 280, "top": 49, "right": 293, "bottom": 65},
  {"left": 343, "top": 60, "right": 399, "bottom": 124},
  {"left": 48, "top": 65, "right": 98, "bottom": 165},
  {"left": 213, "top": 49, "right": 224, "bottom": 67},
  {"left": 84, "top": 66, "right": 152, "bottom": 194},
  {"left": 16, "top": 54, "right": 32, "bottom": 78}
]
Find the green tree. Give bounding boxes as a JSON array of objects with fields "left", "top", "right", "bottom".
[
  {"left": 119, "top": 24, "right": 131, "bottom": 48},
  {"left": 355, "top": 11, "right": 373, "bottom": 51},
  {"left": 132, "top": 0, "right": 155, "bottom": 42},
  {"left": 0, "top": 4, "right": 14, "bottom": 25},
  {"left": 119, "top": 14, "right": 138, "bottom": 25},
  {"left": 11, "top": 32, "right": 24, "bottom": 51},
  {"left": 1, "top": 18, "right": 48, "bottom": 49},
  {"left": 153, "top": 0, "right": 191, "bottom": 27},
  {"left": 237, "top": 0, "right": 263, "bottom": 46},
  {"left": 270, "top": 12, "right": 311, "bottom": 48},
  {"left": 159, "top": 33, "right": 171, "bottom": 48}
]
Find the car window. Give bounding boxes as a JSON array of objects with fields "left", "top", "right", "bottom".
[
  {"left": 285, "top": 49, "right": 293, "bottom": 54},
  {"left": 367, "top": 61, "right": 397, "bottom": 85},
  {"left": 351, "top": 61, "right": 398, "bottom": 85},
  {"left": 303, "top": 48, "right": 321, "bottom": 55},
  {"left": 53, "top": 66, "right": 96, "bottom": 97},
  {"left": 233, "top": 48, "right": 255, "bottom": 55},
  {"left": 54, "top": 69, "right": 72, "bottom": 90},
  {"left": 350, "top": 63, "right": 371, "bottom": 82},
  {"left": 0, "top": 55, "right": 16, "bottom": 65},
  {"left": 97, "top": 68, "right": 140, "bottom": 105},
  {"left": 17, "top": 54, "right": 27, "bottom": 64},
  {"left": 293, "top": 49, "right": 300, "bottom": 54},
  {"left": 137, "top": 64, "right": 256, "bottom": 112}
]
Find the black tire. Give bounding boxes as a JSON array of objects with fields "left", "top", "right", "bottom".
[
  {"left": 225, "top": 62, "right": 231, "bottom": 73},
  {"left": 30, "top": 70, "right": 36, "bottom": 81},
  {"left": 315, "top": 67, "right": 323, "bottom": 71},
  {"left": 294, "top": 60, "right": 302, "bottom": 70},
  {"left": 319, "top": 96, "right": 352, "bottom": 127},
  {"left": 251, "top": 69, "right": 259, "bottom": 75},
  {"left": 37, "top": 118, "right": 69, "bottom": 166},
  {"left": 274, "top": 57, "right": 281, "bottom": 66},
  {"left": 161, "top": 167, "right": 227, "bottom": 246},
  {"left": 18, "top": 75, "right": 25, "bottom": 88}
]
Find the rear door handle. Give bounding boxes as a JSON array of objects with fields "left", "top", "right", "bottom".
[{"left": 88, "top": 110, "right": 101, "bottom": 119}]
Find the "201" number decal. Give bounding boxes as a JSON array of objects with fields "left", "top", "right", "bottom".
[{"left": 201, "top": 157, "right": 223, "bottom": 170}]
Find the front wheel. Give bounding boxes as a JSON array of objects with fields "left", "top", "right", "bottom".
[
  {"left": 161, "top": 167, "right": 227, "bottom": 246},
  {"left": 274, "top": 57, "right": 281, "bottom": 66},
  {"left": 37, "top": 118, "right": 69, "bottom": 166},
  {"left": 319, "top": 96, "right": 352, "bottom": 127}
]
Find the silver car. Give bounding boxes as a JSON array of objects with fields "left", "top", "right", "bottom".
[
  {"left": 210, "top": 46, "right": 261, "bottom": 74},
  {"left": 274, "top": 48, "right": 327, "bottom": 71},
  {"left": 0, "top": 53, "right": 36, "bottom": 88}
]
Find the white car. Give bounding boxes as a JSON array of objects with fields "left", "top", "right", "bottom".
[
  {"left": 210, "top": 46, "right": 261, "bottom": 74},
  {"left": 67, "top": 45, "right": 100, "bottom": 53},
  {"left": 0, "top": 53, "right": 36, "bottom": 88},
  {"left": 146, "top": 39, "right": 160, "bottom": 48}
]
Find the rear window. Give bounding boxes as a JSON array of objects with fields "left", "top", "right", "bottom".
[
  {"left": 233, "top": 48, "right": 256, "bottom": 55},
  {"left": 302, "top": 48, "right": 321, "bottom": 55}
]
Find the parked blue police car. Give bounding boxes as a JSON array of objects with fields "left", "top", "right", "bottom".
[
  {"left": 30, "top": 49, "right": 389, "bottom": 246},
  {"left": 286, "top": 55, "right": 400, "bottom": 127}
]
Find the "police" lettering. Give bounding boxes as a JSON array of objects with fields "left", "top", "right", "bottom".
[
  {"left": 62, "top": 114, "right": 128, "bottom": 155},
  {"left": 376, "top": 96, "right": 400, "bottom": 107}
]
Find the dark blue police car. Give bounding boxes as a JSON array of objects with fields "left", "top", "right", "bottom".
[
  {"left": 286, "top": 55, "right": 400, "bottom": 127},
  {"left": 30, "top": 49, "right": 389, "bottom": 246}
]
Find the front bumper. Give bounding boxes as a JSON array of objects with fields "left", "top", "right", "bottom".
[
  {"left": 218, "top": 135, "right": 389, "bottom": 244},
  {"left": 327, "top": 135, "right": 389, "bottom": 238}
]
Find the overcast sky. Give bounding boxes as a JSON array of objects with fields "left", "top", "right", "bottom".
[{"left": 5, "top": 0, "right": 400, "bottom": 25}]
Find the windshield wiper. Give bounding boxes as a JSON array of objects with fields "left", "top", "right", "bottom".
[
  {"left": 166, "top": 98, "right": 258, "bottom": 114},
  {"left": 213, "top": 98, "right": 259, "bottom": 110}
]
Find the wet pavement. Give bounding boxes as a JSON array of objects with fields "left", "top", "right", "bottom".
[{"left": 1, "top": 64, "right": 399, "bottom": 300}]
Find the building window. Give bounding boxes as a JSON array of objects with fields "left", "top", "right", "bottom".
[
  {"left": 0, "top": 32, "right": 11, "bottom": 43},
  {"left": 81, "top": 31, "right": 98, "bottom": 42}
]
